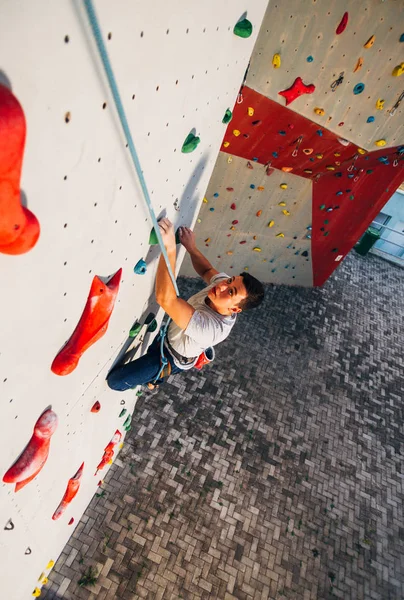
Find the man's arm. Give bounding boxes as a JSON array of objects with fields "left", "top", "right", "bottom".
[
  {"left": 179, "top": 226, "right": 219, "bottom": 284},
  {"left": 155, "top": 219, "right": 195, "bottom": 330}
]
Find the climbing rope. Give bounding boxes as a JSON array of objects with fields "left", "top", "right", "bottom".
[{"left": 83, "top": 0, "right": 176, "bottom": 380}]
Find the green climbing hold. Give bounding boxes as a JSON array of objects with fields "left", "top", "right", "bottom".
[
  {"left": 119, "top": 408, "right": 127, "bottom": 418},
  {"left": 233, "top": 18, "right": 253, "bottom": 38},
  {"left": 222, "top": 109, "right": 232, "bottom": 124},
  {"left": 123, "top": 415, "right": 132, "bottom": 428},
  {"left": 129, "top": 322, "right": 142, "bottom": 338},
  {"left": 181, "top": 132, "right": 200, "bottom": 153},
  {"left": 320, "top": 204, "right": 326, "bottom": 210},
  {"left": 149, "top": 227, "right": 181, "bottom": 245},
  {"left": 147, "top": 318, "right": 158, "bottom": 333}
]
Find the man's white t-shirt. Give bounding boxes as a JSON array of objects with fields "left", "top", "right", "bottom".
[{"left": 166, "top": 272, "right": 237, "bottom": 370}]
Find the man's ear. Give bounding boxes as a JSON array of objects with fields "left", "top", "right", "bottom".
[{"left": 231, "top": 306, "right": 242, "bottom": 314}]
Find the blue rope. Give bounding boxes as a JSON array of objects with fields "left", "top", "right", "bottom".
[{"left": 83, "top": 0, "right": 179, "bottom": 297}]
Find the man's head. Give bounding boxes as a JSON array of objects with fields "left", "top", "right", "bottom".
[{"left": 207, "top": 273, "right": 264, "bottom": 315}]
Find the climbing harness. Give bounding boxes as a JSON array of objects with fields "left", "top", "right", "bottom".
[
  {"left": 84, "top": 0, "right": 177, "bottom": 384},
  {"left": 330, "top": 72, "right": 344, "bottom": 92}
]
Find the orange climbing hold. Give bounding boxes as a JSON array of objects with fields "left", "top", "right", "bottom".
[
  {"left": 353, "top": 57, "right": 363, "bottom": 73},
  {"left": 364, "top": 35, "right": 375, "bottom": 49},
  {"left": 91, "top": 401, "right": 101, "bottom": 413},
  {"left": 52, "top": 463, "right": 84, "bottom": 520},
  {"left": 257, "top": 186, "right": 265, "bottom": 191},
  {"left": 256, "top": 210, "right": 262, "bottom": 217},
  {"left": 0, "top": 84, "right": 40, "bottom": 255},
  {"left": 96, "top": 430, "right": 122, "bottom": 473},
  {"left": 3, "top": 409, "right": 58, "bottom": 492},
  {"left": 281, "top": 167, "right": 293, "bottom": 172},
  {"left": 51, "top": 269, "right": 122, "bottom": 376},
  {"left": 303, "top": 148, "right": 313, "bottom": 155}
]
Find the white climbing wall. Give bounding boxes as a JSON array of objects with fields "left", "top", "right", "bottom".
[{"left": 0, "top": 1, "right": 268, "bottom": 597}]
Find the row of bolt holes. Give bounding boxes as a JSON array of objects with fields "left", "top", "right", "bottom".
[{"left": 65, "top": 26, "right": 227, "bottom": 44}]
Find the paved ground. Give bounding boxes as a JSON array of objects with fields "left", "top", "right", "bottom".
[{"left": 43, "top": 251, "right": 404, "bottom": 600}]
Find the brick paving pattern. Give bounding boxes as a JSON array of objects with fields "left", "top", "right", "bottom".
[{"left": 43, "top": 252, "right": 404, "bottom": 600}]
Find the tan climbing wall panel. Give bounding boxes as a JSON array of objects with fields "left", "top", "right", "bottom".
[
  {"left": 248, "top": 0, "right": 404, "bottom": 150},
  {"left": 181, "top": 153, "right": 313, "bottom": 286},
  {"left": 0, "top": 1, "right": 268, "bottom": 598}
]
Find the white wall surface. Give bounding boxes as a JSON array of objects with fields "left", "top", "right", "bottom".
[{"left": 0, "top": 1, "right": 268, "bottom": 597}]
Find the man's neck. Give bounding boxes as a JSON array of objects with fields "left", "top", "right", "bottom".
[{"left": 205, "top": 296, "right": 231, "bottom": 316}]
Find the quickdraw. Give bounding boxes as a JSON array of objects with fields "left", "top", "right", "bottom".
[
  {"left": 389, "top": 90, "right": 404, "bottom": 116},
  {"left": 331, "top": 72, "right": 344, "bottom": 92},
  {"left": 237, "top": 62, "right": 251, "bottom": 104},
  {"left": 291, "top": 135, "right": 304, "bottom": 157},
  {"left": 347, "top": 154, "right": 359, "bottom": 172}
]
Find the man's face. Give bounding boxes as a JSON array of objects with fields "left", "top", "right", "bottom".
[{"left": 207, "top": 276, "right": 247, "bottom": 315}]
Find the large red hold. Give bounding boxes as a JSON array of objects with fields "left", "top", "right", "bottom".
[
  {"left": 278, "top": 77, "right": 315, "bottom": 106},
  {"left": 0, "top": 84, "right": 40, "bottom": 254},
  {"left": 51, "top": 269, "right": 122, "bottom": 376},
  {"left": 52, "top": 463, "right": 84, "bottom": 520},
  {"left": 3, "top": 409, "right": 58, "bottom": 492},
  {"left": 96, "top": 430, "right": 122, "bottom": 473},
  {"left": 336, "top": 12, "right": 348, "bottom": 35}
]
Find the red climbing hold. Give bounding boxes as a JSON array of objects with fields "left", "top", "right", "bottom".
[
  {"left": 266, "top": 167, "right": 274, "bottom": 176},
  {"left": 91, "top": 401, "right": 101, "bottom": 413},
  {"left": 3, "top": 409, "right": 58, "bottom": 492},
  {"left": 336, "top": 12, "right": 348, "bottom": 35},
  {"left": 232, "top": 220, "right": 239, "bottom": 225},
  {"left": 68, "top": 518, "right": 74, "bottom": 525},
  {"left": 0, "top": 84, "right": 40, "bottom": 255},
  {"left": 51, "top": 269, "right": 122, "bottom": 376},
  {"left": 52, "top": 463, "right": 84, "bottom": 520},
  {"left": 278, "top": 77, "right": 315, "bottom": 106},
  {"left": 226, "top": 187, "right": 234, "bottom": 192},
  {"left": 230, "top": 203, "right": 236, "bottom": 210},
  {"left": 96, "top": 430, "right": 122, "bottom": 473},
  {"left": 240, "top": 241, "right": 247, "bottom": 245}
]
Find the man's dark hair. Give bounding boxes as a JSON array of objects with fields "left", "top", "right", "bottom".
[{"left": 238, "top": 272, "right": 265, "bottom": 310}]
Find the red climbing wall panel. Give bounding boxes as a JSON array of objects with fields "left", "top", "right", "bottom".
[{"left": 220, "top": 86, "right": 404, "bottom": 286}]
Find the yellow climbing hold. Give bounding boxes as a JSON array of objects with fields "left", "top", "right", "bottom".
[
  {"left": 228, "top": 156, "right": 233, "bottom": 163},
  {"left": 32, "top": 589, "right": 41, "bottom": 598},
  {"left": 230, "top": 226, "right": 235, "bottom": 230},
  {"left": 314, "top": 107, "right": 325, "bottom": 116},
  {"left": 375, "top": 139, "right": 386, "bottom": 147},
  {"left": 226, "top": 251, "right": 233, "bottom": 255},
  {"left": 357, "top": 148, "right": 366, "bottom": 155},
  {"left": 46, "top": 561, "right": 55, "bottom": 570},
  {"left": 119, "top": 442, "right": 124, "bottom": 449},
  {"left": 334, "top": 152, "right": 341, "bottom": 157},
  {"left": 244, "top": 267, "right": 249, "bottom": 271},
  {"left": 253, "top": 235, "right": 257, "bottom": 240},
  {"left": 268, "top": 220, "right": 275, "bottom": 228},
  {"left": 376, "top": 98, "right": 384, "bottom": 110},
  {"left": 253, "top": 247, "right": 262, "bottom": 252},
  {"left": 233, "top": 129, "right": 241, "bottom": 137},
  {"left": 38, "top": 573, "right": 45, "bottom": 583},
  {"left": 205, "top": 238, "right": 211, "bottom": 243},
  {"left": 223, "top": 141, "right": 230, "bottom": 148},
  {"left": 197, "top": 218, "right": 201, "bottom": 223},
  {"left": 353, "top": 57, "right": 364, "bottom": 73},
  {"left": 392, "top": 63, "right": 404, "bottom": 77},
  {"left": 364, "top": 35, "right": 375, "bottom": 49},
  {"left": 248, "top": 107, "right": 255, "bottom": 116},
  {"left": 203, "top": 197, "right": 208, "bottom": 203},
  {"left": 41, "top": 578, "right": 49, "bottom": 586},
  {"left": 281, "top": 167, "right": 293, "bottom": 172},
  {"left": 280, "top": 183, "right": 287, "bottom": 190},
  {"left": 276, "top": 233, "right": 285, "bottom": 238},
  {"left": 316, "top": 153, "right": 323, "bottom": 159},
  {"left": 257, "top": 186, "right": 265, "bottom": 191},
  {"left": 282, "top": 210, "right": 290, "bottom": 216},
  {"left": 304, "top": 169, "right": 313, "bottom": 174},
  {"left": 272, "top": 53, "right": 281, "bottom": 68},
  {"left": 278, "top": 201, "right": 286, "bottom": 206},
  {"left": 326, "top": 165, "right": 335, "bottom": 171}
]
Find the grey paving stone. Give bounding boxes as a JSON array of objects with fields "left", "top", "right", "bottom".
[{"left": 45, "top": 252, "right": 404, "bottom": 599}]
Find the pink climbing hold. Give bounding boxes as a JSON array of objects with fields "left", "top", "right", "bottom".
[
  {"left": 278, "top": 77, "right": 315, "bottom": 106},
  {"left": 336, "top": 12, "right": 348, "bottom": 35},
  {"left": 3, "top": 409, "right": 58, "bottom": 492},
  {"left": 230, "top": 203, "right": 236, "bottom": 210}
]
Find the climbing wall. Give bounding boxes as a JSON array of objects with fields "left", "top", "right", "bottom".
[
  {"left": 0, "top": 1, "right": 268, "bottom": 598},
  {"left": 181, "top": 0, "right": 404, "bottom": 286}
]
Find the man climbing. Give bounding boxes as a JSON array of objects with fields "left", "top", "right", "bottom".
[{"left": 107, "top": 218, "right": 264, "bottom": 391}]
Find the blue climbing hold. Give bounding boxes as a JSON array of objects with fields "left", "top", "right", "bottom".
[
  {"left": 336, "top": 191, "right": 343, "bottom": 196},
  {"left": 250, "top": 184, "right": 256, "bottom": 189},
  {"left": 134, "top": 259, "right": 147, "bottom": 275},
  {"left": 209, "top": 207, "right": 215, "bottom": 211},
  {"left": 378, "top": 156, "right": 389, "bottom": 164},
  {"left": 397, "top": 146, "right": 404, "bottom": 155},
  {"left": 367, "top": 116, "right": 375, "bottom": 123},
  {"left": 348, "top": 173, "right": 354, "bottom": 179},
  {"left": 306, "top": 234, "right": 311, "bottom": 239},
  {"left": 213, "top": 192, "right": 219, "bottom": 197},
  {"left": 366, "top": 169, "right": 373, "bottom": 174},
  {"left": 272, "top": 151, "right": 278, "bottom": 158},
  {"left": 271, "top": 268, "right": 276, "bottom": 273},
  {"left": 334, "top": 172, "right": 342, "bottom": 178},
  {"left": 307, "top": 55, "right": 314, "bottom": 62},
  {"left": 295, "top": 251, "right": 299, "bottom": 255},
  {"left": 301, "top": 250, "right": 309, "bottom": 257},
  {"left": 309, "top": 158, "right": 315, "bottom": 162},
  {"left": 278, "top": 130, "right": 286, "bottom": 136},
  {"left": 400, "top": 33, "right": 404, "bottom": 42},
  {"left": 253, "top": 157, "right": 259, "bottom": 161},
  {"left": 307, "top": 225, "right": 312, "bottom": 230},
  {"left": 353, "top": 83, "right": 365, "bottom": 95},
  {"left": 316, "top": 130, "right": 323, "bottom": 136}
]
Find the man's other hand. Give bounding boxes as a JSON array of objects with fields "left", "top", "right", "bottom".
[
  {"left": 179, "top": 226, "right": 196, "bottom": 253},
  {"left": 158, "top": 218, "right": 176, "bottom": 251}
]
